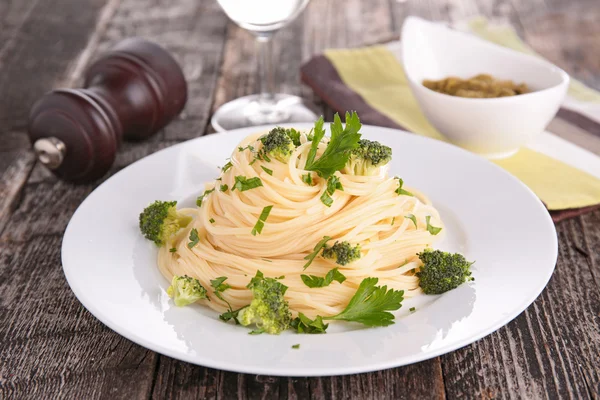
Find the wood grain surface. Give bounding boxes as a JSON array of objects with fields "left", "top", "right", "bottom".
[{"left": 0, "top": 0, "right": 599, "bottom": 399}]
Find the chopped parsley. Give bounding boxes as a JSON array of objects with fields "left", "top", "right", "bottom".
[
  {"left": 211, "top": 276, "right": 231, "bottom": 294},
  {"left": 187, "top": 228, "right": 199, "bottom": 248},
  {"left": 320, "top": 175, "right": 343, "bottom": 207},
  {"left": 405, "top": 214, "right": 418, "bottom": 228},
  {"left": 292, "top": 344, "right": 300, "bottom": 349},
  {"left": 305, "top": 112, "right": 362, "bottom": 179},
  {"left": 303, "top": 236, "right": 332, "bottom": 270},
  {"left": 391, "top": 217, "right": 396, "bottom": 226},
  {"left": 425, "top": 216, "right": 442, "bottom": 235},
  {"left": 169, "top": 247, "right": 177, "bottom": 253},
  {"left": 261, "top": 166, "right": 273, "bottom": 176},
  {"left": 302, "top": 173, "right": 313, "bottom": 185},
  {"left": 291, "top": 313, "right": 329, "bottom": 334},
  {"left": 222, "top": 161, "right": 233, "bottom": 172},
  {"left": 196, "top": 188, "right": 215, "bottom": 207},
  {"left": 232, "top": 176, "right": 263, "bottom": 191},
  {"left": 395, "top": 177, "right": 413, "bottom": 196},
  {"left": 209, "top": 218, "right": 215, "bottom": 224},
  {"left": 287, "top": 128, "right": 301, "bottom": 146},
  {"left": 220, "top": 184, "right": 228, "bottom": 192},
  {"left": 211, "top": 276, "right": 244, "bottom": 324},
  {"left": 301, "top": 267, "right": 346, "bottom": 288},
  {"left": 409, "top": 307, "right": 416, "bottom": 313},
  {"left": 251, "top": 205, "right": 273, "bottom": 236}
]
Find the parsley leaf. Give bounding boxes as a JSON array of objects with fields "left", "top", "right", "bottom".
[
  {"left": 302, "top": 173, "right": 313, "bottom": 185},
  {"left": 323, "top": 277, "right": 404, "bottom": 326},
  {"left": 395, "top": 177, "right": 413, "bottom": 196},
  {"left": 301, "top": 268, "right": 346, "bottom": 288},
  {"left": 251, "top": 205, "right": 273, "bottom": 236},
  {"left": 187, "top": 228, "right": 199, "bottom": 248},
  {"left": 196, "top": 188, "right": 215, "bottom": 207},
  {"left": 305, "top": 112, "right": 362, "bottom": 179},
  {"left": 305, "top": 117, "right": 325, "bottom": 168},
  {"left": 405, "top": 214, "right": 418, "bottom": 228},
  {"left": 291, "top": 312, "right": 329, "bottom": 334},
  {"left": 303, "top": 236, "right": 332, "bottom": 270},
  {"left": 425, "top": 216, "right": 442, "bottom": 235},
  {"left": 261, "top": 166, "right": 273, "bottom": 176},
  {"left": 232, "top": 176, "right": 263, "bottom": 191},
  {"left": 220, "top": 184, "right": 228, "bottom": 192}
]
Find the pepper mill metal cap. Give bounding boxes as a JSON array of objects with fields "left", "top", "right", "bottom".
[
  {"left": 28, "top": 38, "right": 187, "bottom": 183},
  {"left": 33, "top": 137, "right": 67, "bottom": 170}
]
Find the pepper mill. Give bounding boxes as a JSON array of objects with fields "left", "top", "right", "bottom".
[{"left": 28, "top": 38, "right": 187, "bottom": 183}]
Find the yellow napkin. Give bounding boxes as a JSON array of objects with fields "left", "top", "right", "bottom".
[{"left": 323, "top": 43, "right": 600, "bottom": 211}]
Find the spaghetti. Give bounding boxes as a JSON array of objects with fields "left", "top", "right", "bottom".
[{"left": 158, "top": 130, "right": 443, "bottom": 319}]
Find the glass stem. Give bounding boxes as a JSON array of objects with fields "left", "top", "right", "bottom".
[{"left": 256, "top": 35, "right": 275, "bottom": 106}]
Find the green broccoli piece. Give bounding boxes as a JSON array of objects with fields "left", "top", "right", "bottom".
[
  {"left": 417, "top": 249, "right": 474, "bottom": 294},
  {"left": 259, "top": 127, "right": 298, "bottom": 163},
  {"left": 238, "top": 271, "right": 292, "bottom": 334},
  {"left": 322, "top": 241, "right": 361, "bottom": 266},
  {"left": 167, "top": 275, "right": 208, "bottom": 306},
  {"left": 344, "top": 139, "right": 392, "bottom": 176},
  {"left": 139, "top": 200, "right": 192, "bottom": 246}
]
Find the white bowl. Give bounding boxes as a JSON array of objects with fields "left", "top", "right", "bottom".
[{"left": 401, "top": 17, "right": 569, "bottom": 159}]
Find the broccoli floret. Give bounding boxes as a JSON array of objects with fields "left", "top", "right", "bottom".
[
  {"left": 259, "top": 127, "right": 298, "bottom": 163},
  {"left": 167, "top": 275, "right": 208, "bottom": 306},
  {"left": 344, "top": 139, "right": 392, "bottom": 176},
  {"left": 322, "top": 241, "right": 361, "bottom": 266},
  {"left": 139, "top": 200, "right": 192, "bottom": 246},
  {"left": 238, "top": 271, "right": 292, "bottom": 334},
  {"left": 417, "top": 249, "right": 474, "bottom": 294}
]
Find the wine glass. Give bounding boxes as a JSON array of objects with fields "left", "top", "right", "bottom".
[{"left": 212, "top": 0, "right": 317, "bottom": 132}]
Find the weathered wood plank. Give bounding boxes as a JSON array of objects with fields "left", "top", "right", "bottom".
[
  {"left": 0, "top": 133, "right": 35, "bottom": 235},
  {"left": 441, "top": 212, "right": 600, "bottom": 399},
  {"left": 0, "top": 0, "right": 111, "bottom": 235},
  {"left": 515, "top": 3, "right": 600, "bottom": 89},
  {"left": 1, "top": 0, "right": 600, "bottom": 399},
  {"left": 0, "top": 224, "right": 157, "bottom": 400},
  {"left": 0, "top": 0, "right": 230, "bottom": 399}
]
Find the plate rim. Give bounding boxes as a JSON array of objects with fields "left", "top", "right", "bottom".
[{"left": 61, "top": 123, "right": 558, "bottom": 376}]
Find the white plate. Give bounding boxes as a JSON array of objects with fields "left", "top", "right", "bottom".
[{"left": 62, "top": 124, "right": 557, "bottom": 376}]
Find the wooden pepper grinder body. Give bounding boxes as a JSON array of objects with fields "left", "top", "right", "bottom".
[{"left": 28, "top": 38, "right": 187, "bottom": 182}]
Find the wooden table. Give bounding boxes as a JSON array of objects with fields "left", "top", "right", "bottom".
[{"left": 1, "top": 0, "right": 599, "bottom": 398}]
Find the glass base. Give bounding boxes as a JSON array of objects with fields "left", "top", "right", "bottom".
[{"left": 211, "top": 94, "right": 318, "bottom": 132}]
